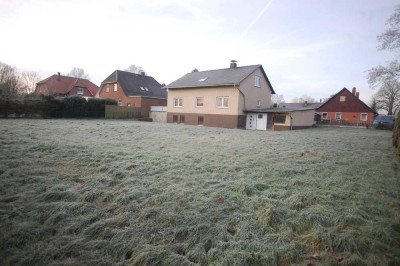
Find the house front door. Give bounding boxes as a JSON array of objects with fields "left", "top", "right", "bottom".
[
  {"left": 256, "top": 114, "right": 267, "bottom": 130},
  {"left": 246, "top": 114, "right": 256, "bottom": 129}
]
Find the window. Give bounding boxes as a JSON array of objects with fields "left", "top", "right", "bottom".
[
  {"left": 106, "top": 84, "right": 110, "bottom": 92},
  {"left": 140, "top": 86, "right": 145, "bottom": 91},
  {"left": 174, "top": 98, "right": 183, "bottom": 107},
  {"left": 340, "top": 96, "right": 346, "bottom": 102},
  {"left": 216, "top": 96, "right": 229, "bottom": 108},
  {"left": 322, "top": 112, "right": 328, "bottom": 119},
  {"left": 196, "top": 97, "right": 204, "bottom": 107},
  {"left": 127, "top": 103, "right": 131, "bottom": 107},
  {"left": 258, "top": 114, "right": 263, "bottom": 119},
  {"left": 360, "top": 113, "right": 367, "bottom": 121},
  {"left": 274, "top": 115, "right": 286, "bottom": 124},
  {"left": 77, "top": 87, "right": 84, "bottom": 95},
  {"left": 254, "top": 76, "right": 261, "bottom": 87},
  {"left": 335, "top": 112, "right": 341, "bottom": 120},
  {"left": 257, "top": 100, "right": 261, "bottom": 107},
  {"left": 172, "top": 115, "right": 178, "bottom": 122},
  {"left": 118, "top": 100, "right": 122, "bottom": 106},
  {"left": 179, "top": 115, "right": 185, "bottom": 123},
  {"left": 198, "top": 116, "right": 204, "bottom": 125},
  {"left": 114, "top": 84, "right": 118, "bottom": 92},
  {"left": 198, "top": 77, "right": 208, "bottom": 82}
]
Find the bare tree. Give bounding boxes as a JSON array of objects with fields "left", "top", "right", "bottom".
[
  {"left": 373, "top": 80, "right": 400, "bottom": 115},
  {"left": 272, "top": 94, "right": 285, "bottom": 104},
  {"left": 367, "top": 60, "right": 400, "bottom": 88},
  {"left": 377, "top": 5, "right": 400, "bottom": 51},
  {"left": 292, "top": 94, "right": 317, "bottom": 103},
  {"left": 125, "top": 65, "right": 145, "bottom": 74},
  {"left": 0, "top": 62, "right": 23, "bottom": 98},
  {"left": 20, "top": 71, "right": 41, "bottom": 94},
  {"left": 66, "top": 67, "right": 90, "bottom": 79}
]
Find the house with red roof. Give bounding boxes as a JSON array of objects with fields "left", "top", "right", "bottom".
[
  {"left": 316, "top": 87, "right": 376, "bottom": 126},
  {"left": 35, "top": 72, "right": 99, "bottom": 98}
]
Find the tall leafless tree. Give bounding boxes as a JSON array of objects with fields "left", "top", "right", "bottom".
[
  {"left": 374, "top": 80, "right": 400, "bottom": 115},
  {"left": 292, "top": 94, "right": 317, "bottom": 103},
  {"left": 272, "top": 94, "right": 285, "bottom": 104},
  {"left": 367, "top": 5, "right": 400, "bottom": 115},
  {"left": 0, "top": 62, "right": 22, "bottom": 98},
  {"left": 66, "top": 67, "right": 90, "bottom": 79},
  {"left": 20, "top": 71, "right": 41, "bottom": 94}
]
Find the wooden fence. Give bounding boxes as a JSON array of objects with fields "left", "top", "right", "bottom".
[{"left": 105, "top": 105, "right": 141, "bottom": 119}]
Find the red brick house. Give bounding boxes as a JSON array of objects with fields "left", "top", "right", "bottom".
[
  {"left": 317, "top": 87, "right": 376, "bottom": 126},
  {"left": 35, "top": 73, "right": 99, "bottom": 98},
  {"left": 97, "top": 70, "right": 167, "bottom": 117}
]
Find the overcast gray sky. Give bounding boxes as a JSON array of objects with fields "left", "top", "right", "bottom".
[{"left": 0, "top": 0, "right": 398, "bottom": 103}]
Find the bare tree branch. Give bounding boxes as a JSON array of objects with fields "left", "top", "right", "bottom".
[
  {"left": 66, "top": 67, "right": 90, "bottom": 79},
  {"left": 367, "top": 60, "right": 400, "bottom": 88},
  {"left": 20, "top": 71, "right": 41, "bottom": 94},
  {"left": 373, "top": 79, "right": 400, "bottom": 115},
  {"left": 378, "top": 5, "right": 400, "bottom": 51},
  {"left": 125, "top": 65, "right": 145, "bottom": 74}
]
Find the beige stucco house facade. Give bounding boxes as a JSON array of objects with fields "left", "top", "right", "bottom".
[{"left": 165, "top": 62, "right": 275, "bottom": 129}]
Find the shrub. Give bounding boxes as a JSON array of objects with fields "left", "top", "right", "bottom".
[
  {"left": 87, "top": 98, "right": 117, "bottom": 118},
  {"left": 62, "top": 97, "right": 88, "bottom": 118}
]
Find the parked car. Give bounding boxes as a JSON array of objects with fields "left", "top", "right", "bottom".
[{"left": 372, "top": 115, "right": 396, "bottom": 130}]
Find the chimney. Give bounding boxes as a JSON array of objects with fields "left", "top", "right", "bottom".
[
  {"left": 352, "top": 87, "right": 356, "bottom": 95},
  {"left": 230, "top": 60, "right": 237, "bottom": 68},
  {"left": 304, "top": 101, "right": 308, "bottom": 106},
  {"left": 140, "top": 71, "right": 145, "bottom": 76},
  {"left": 57, "top": 72, "right": 60, "bottom": 80},
  {"left": 356, "top": 92, "right": 360, "bottom": 98}
]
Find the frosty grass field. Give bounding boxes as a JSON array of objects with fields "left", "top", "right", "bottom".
[{"left": 0, "top": 119, "right": 399, "bottom": 265}]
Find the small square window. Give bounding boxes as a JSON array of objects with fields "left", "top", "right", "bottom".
[
  {"left": 179, "top": 115, "right": 185, "bottom": 123},
  {"left": 258, "top": 114, "right": 263, "bottom": 119},
  {"left": 77, "top": 87, "right": 84, "bottom": 95},
  {"left": 114, "top": 84, "right": 118, "bottom": 92},
  {"left": 335, "top": 112, "right": 342, "bottom": 120},
  {"left": 254, "top": 76, "right": 261, "bottom": 87},
  {"left": 274, "top": 115, "right": 286, "bottom": 124},
  {"left": 217, "top": 96, "right": 229, "bottom": 108},
  {"left": 172, "top": 115, "right": 178, "bottom": 122},
  {"left": 198, "top": 116, "right": 204, "bottom": 125},
  {"left": 340, "top": 96, "right": 346, "bottom": 102},
  {"left": 174, "top": 98, "right": 183, "bottom": 107},
  {"left": 322, "top": 112, "right": 328, "bottom": 119},
  {"left": 196, "top": 97, "right": 204, "bottom": 107},
  {"left": 360, "top": 113, "right": 367, "bottom": 121}
]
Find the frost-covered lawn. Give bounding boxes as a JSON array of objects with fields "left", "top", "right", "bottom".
[{"left": 0, "top": 119, "right": 399, "bottom": 265}]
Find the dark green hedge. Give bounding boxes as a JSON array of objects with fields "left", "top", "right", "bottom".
[
  {"left": 0, "top": 96, "right": 117, "bottom": 118},
  {"left": 393, "top": 112, "right": 400, "bottom": 159}
]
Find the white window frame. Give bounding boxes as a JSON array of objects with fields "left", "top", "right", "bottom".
[
  {"left": 254, "top": 76, "right": 261, "bottom": 87},
  {"left": 196, "top": 97, "right": 204, "bottom": 107},
  {"left": 322, "top": 112, "right": 328, "bottom": 119},
  {"left": 174, "top": 97, "right": 183, "bottom": 107},
  {"left": 335, "top": 112, "right": 342, "bottom": 120},
  {"left": 77, "top": 87, "right": 84, "bottom": 95},
  {"left": 216, "top": 96, "right": 229, "bottom": 108},
  {"left": 340, "top": 96, "right": 346, "bottom": 102},
  {"left": 114, "top": 84, "right": 118, "bottom": 92},
  {"left": 360, "top": 113, "right": 367, "bottom": 121},
  {"left": 106, "top": 84, "right": 110, "bottom": 93}
]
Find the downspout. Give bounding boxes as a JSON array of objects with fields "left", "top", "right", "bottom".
[{"left": 289, "top": 112, "right": 293, "bottom": 130}]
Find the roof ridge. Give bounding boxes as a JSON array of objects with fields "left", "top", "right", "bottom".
[{"left": 193, "top": 64, "right": 260, "bottom": 74}]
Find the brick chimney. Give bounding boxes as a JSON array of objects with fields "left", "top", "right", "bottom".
[
  {"left": 140, "top": 71, "right": 145, "bottom": 76},
  {"left": 356, "top": 92, "right": 360, "bottom": 98},
  {"left": 230, "top": 60, "right": 237, "bottom": 68},
  {"left": 352, "top": 87, "right": 356, "bottom": 95},
  {"left": 57, "top": 72, "right": 60, "bottom": 80}
]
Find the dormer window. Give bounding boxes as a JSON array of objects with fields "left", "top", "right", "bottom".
[
  {"left": 254, "top": 76, "right": 261, "bottom": 87},
  {"left": 77, "top": 87, "right": 84, "bottom": 95}
]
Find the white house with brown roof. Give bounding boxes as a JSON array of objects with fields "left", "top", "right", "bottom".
[{"left": 165, "top": 61, "right": 275, "bottom": 129}]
